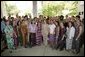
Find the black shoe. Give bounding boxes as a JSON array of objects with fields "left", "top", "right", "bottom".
[
  {"left": 29, "top": 45, "right": 32, "bottom": 48},
  {"left": 52, "top": 47, "right": 55, "bottom": 50},
  {"left": 12, "top": 47, "right": 16, "bottom": 50},
  {"left": 75, "top": 51, "right": 80, "bottom": 54},
  {"left": 55, "top": 46, "right": 58, "bottom": 50},
  {"left": 72, "top": 51, "right": 75, "bottom": 54},
  {"left": 66, "top": 49, "right": 69, "bottom": 52},
  {"left": 9, "top": 51, "right": 12, "bottom": 53},
  {"left": 55, "top": 47, "right": 58, "bottom": 50},
  {"left": 24, "top": 46, "right": 27, "bottom": 48},
  {"left": 59, "top": 49, "right": 63, "bottom": 51},
  {"left": 14, "top": 48, "right": 17, "bottom": 50}
]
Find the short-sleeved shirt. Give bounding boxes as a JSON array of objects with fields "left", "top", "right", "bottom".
[{"left": 48, "top": 24, "right": 56, "bottom": 34}]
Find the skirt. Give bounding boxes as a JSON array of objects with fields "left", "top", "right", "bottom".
[
  {"left": 48, "top": 34, "right": 55, "bottom": 42},
  {"left": 29, "top": 33, "right": 36, "bottom": 46}
]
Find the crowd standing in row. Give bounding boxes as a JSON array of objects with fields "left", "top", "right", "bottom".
[{"left": 1, "top": 14, "right": 84, "bottom": 54}]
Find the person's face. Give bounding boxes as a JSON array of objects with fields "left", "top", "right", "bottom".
[
  {"left": 76, "top": 20, "right": 80, "bottom": 25},
  {"left": 72, "top": 16, "right": 75, "bottom": 19},
  {"left": 48, "top": 20, "right": 50, "bottom": 24},
  {"left": 22, "top": 20, "right": 25, "bottom": 24},
  {"left": 43, "top": 20, "right": 46, "bottom": 24},
  {"left": 32, "top": 21, "right": 35, "bottom": 24},
  {"left": 42, "top": 20, "right": 44, "bottom": 24},
  {"left": 10, "top": 19, "right": 12, "bottom": 21},
  {"left": 6, "top": 21, "right": 9, "bottom": 25},
  {"left": 57, "top": 16, "right": 59, "bottom": 19},
  {"left": 44, "top": 17, "right": 46, "bottom": 20},
  {"left": 76, "top": 17, "right": 79, "bottom": 20},
  {"left": 39, "top": 19, "right": 41, "bottom": 22},
  {"left": 66, "top": 15, "right": 68, "bottom": 19},
  {"left": 29, "top": 15, "right": 31, "bottom": 18},
  {"left": 60, "top": 22, "right": 63, "bottom": 27},
  {"left": 39, "top": 15, "right": 43, "bottom": 19},
  {"left": 68, "top": 22, "right": 72, "bottom": 27},
  {"left": 50, "top": 20, "right": 53, "bottom": 24},
  {"left": 13, "top": 20, "right": 15, "bottom": 22},
  {"left": 55, "top": 22, "right": 58, "bottom": 26}
]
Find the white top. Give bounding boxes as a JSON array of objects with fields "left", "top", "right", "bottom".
[
  {"left": 48, "top": 24, "right": 56, "bottom": 34},
  {"left": 80, "top": 15, "right": 83, "bottom": 21},
  {"left": 42, "top": 24, "right": 49, "bottom": 35},
  {"left": 29, "top": 23, "right": 37, "bottom": 33},
  {"left": 66, "top": 26, "right": 75, "bottom": 39}
]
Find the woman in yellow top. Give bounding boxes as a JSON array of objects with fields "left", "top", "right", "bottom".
[{"left": 21, "top": 19, "right": 28, "bottom": 48}]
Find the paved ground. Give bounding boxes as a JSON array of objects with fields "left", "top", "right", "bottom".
[{"left": 1, "top": 44, "right": 84, "bottom": 56}]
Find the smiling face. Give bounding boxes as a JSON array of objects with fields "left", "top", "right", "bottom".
[
  {"left": 50, "top": 20, "right": 53, "bottom": 24},
  {"left": 6, "top": 21, "right": 9, "bottom": 25},
  {"left": 68, "top": 22, "right": 72, "bottom": 27},
  {"left": 55, "top": 21, "right": 58, "bottom": 26},
  {"left": 60, "top": 22, "right": 64, "bottom": 28},
  {"left": 76, "top": 19, "right": 80, "bottom": 26},
  {"left": 32, "top": 20, "right": 35, "bottom": 24}
]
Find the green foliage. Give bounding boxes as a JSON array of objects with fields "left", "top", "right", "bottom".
[
  {"left": 41, "top": 1, "right": 78, "bottom": 16},
  {"left": 24, "top": 9, "right": 30, "bottom": 15},
  {"left": 5, "top": 2, "right": 20, "bottom": 16},
  {"left": 5, "top": 1, "right": 78, "bottom": 17},
  {"left": 68, "top": 1, "right": 78, "bottom": 16}
]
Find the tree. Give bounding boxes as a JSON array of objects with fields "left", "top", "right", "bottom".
[
  {"left": 68, "top": 1, "right": 78, "bottom": 16},
  {"left": 5, "top": 2, "right": 20, "bottom": 16},
  {"left": 24, "top": 9, "right": 30, "bottom": 15},
  {"left": 42, "top": 2, "right": 65, "bottom": 16},
  {"left": 41, "top": 1, "right": 78, "bottom": 17}
]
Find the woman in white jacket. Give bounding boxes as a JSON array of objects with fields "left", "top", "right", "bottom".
[
  {"left": 66, "top": 21, "right": 75, "bottom": 51},
  {"left": 42, "top": 19, "right": 49, "bottom": 46}
]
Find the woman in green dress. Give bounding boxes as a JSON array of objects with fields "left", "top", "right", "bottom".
[{"left": 4, "top": 20, "right": 15, "bottom": 52}]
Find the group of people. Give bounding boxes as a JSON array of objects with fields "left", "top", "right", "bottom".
[{"left": 1, "top": 14, "right": 84, "bottom": 54}]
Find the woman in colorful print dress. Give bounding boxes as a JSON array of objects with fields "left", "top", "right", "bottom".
[
  {"left": 4, "top": 20, "right": 15, "bottom": 52},
  {"left": 36, "top": 20, "right": 42, "bottom": 46}
]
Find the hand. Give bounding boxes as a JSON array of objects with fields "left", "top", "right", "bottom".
[
  {"left": 62, "top": 38, "right": 63, "bottom": 40},
  {"left": 10, "top": 33, "right": 13, "bottom": 36},
  {"left": 76, "top": 38, "right": 78, "bottom": 40},
  {"left": 62, "top": 35, "right": 65, "bottom": 40},
  {"left": 56, "top": 36, "right": 58, "bottom": 39},
  {"left": 76, "top": 37, "right": 79, "bottom": 40},
  {"left": 15, "top": 35, "right": 17, "bottom": 38}
]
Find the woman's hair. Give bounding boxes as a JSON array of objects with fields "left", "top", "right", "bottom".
[
  {"left": 76, "top": 15, "right": 80, "bottom": 19},
  {"left": 34, "top": 17, "right": 37, "bottom": 20},
  {"left": 76, "top": 19, "right": 82, "bottom": 26},
  {"left": 5, "top": 20, "right": 9, "bottom": 25},
  {"left": 59, "top": 21, "right": 64, "bottom": 26},
  {"left": 60, "top": 15, "right": 64, "bottom": 20},
  {"left": 72, "top": 16, "right": 75, "bottom": 18},
  {"left": 2, "top": 16, "right": 6, "bottom": 22},
  {"left": 31, "top": 19, "right": 35, "bottom": 24},
  {"left": 11, "top": 17, "right": 14, "bottom": 21},
  {"left": 22, "top": 19, "right": 25, "bottom": 22},
  {"left": 55, "top": 21, "right": 59, "bottom": 26},
  {"left": 67, "top": 21, "right": 74, "bottom": 27}
]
